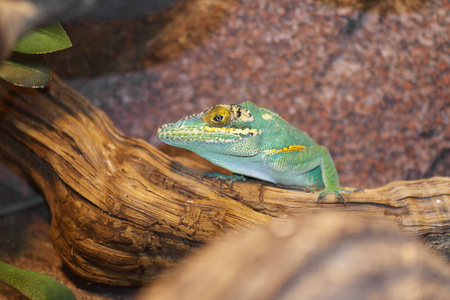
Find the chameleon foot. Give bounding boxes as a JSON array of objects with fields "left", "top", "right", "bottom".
[
  {"left": 316, "top": 187, "right": 363, "bottom": 204},
  {"left": 199, "top": 172, "right": 246, "bottom": 188}
]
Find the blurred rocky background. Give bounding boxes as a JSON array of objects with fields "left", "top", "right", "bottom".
[{"left": 46, "top": 0, "right": 449, "bottom": 189}]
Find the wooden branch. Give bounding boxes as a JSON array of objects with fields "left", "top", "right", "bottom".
[
  {"left": 138, "top": 214, "right": 450, "bottom": 300},
  {"left": 0, "top": 76, "right": 448, "bottom": 286}
]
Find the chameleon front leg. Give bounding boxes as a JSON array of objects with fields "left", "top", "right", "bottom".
[
  {"left": 199, "top": 172, "right": 246, "bottom": 188},
  {"left": 287, "top": 145, "right": 360, "bottom": 203}
]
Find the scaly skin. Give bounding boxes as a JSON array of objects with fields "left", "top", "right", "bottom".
[
  {"left": 0, "top": 261, "right": 76, "bottom": 300},
  {"left": 157, "top": 102, "right": 360, "bottom": 202}
]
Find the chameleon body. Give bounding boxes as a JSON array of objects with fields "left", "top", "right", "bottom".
[{"left": 157, "top": 102, "right": 359, "bottom": 201}]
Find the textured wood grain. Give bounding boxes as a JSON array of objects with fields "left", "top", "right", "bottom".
[
  {"left": 233, "top": 177, "right": 450, "bottom": 235},
  {"left": 0, "top": 77, "right": 448, "bottom": 286}
]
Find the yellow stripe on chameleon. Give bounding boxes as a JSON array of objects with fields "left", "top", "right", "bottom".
[
  {"left": 266, "top": 145, "right": 306, "bottom": 155},
  {"left": 201, "top": 127, "right": 258, "bottom": 135}
]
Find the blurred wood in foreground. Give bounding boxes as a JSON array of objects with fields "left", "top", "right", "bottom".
[{"left": 139, "top": 214, "right": 450, "bottom": 300}]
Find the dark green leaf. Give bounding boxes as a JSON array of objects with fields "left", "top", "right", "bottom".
[
  {"left": 0, "top": 53, "right": 50, "bottom": 88},
  {"left": 0, "top": 261, "right": 77, "bottom": 300},
  {"left": 13, "top": 23, "right": 72, "bottom": 54}
]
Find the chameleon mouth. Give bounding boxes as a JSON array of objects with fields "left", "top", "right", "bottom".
[{"left": 157, "top": 124, "right": 257, "bottom": 144}]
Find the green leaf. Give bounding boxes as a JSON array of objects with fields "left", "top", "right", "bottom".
[
  {"left": 0, "top": 261, "right": 77, "bottom": 300},
  {"left": 13, "top": 23, "right": 72, "bottom": 54},
  {"left": 0, "top": 53, "right": 50, "bottom": 88}
]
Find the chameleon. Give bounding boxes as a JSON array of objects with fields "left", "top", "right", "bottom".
[{"left": 157, "top": 101, "right": 360, "bottom": 202}]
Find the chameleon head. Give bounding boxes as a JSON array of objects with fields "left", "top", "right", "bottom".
[{"left": 157, "top": 102, "right": 261, "bottom": 155}]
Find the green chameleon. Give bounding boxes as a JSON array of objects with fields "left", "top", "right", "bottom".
[
  {"left": 0, "top": 261, "right": 76, "bottom": 300},
  {"left": 157, "top": 101, "right": 360, "bottom": 202}
]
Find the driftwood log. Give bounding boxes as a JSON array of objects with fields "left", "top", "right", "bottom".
[
  {"left": 139, "top": 214, "right": 450, "bottom": 300},
  {"left": 0, "top": 77, "right": 449, "bottom": 286}
]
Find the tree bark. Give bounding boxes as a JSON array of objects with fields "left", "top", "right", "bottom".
[{"left": 0, "top": 76, "right": 448, "bottom": 286}]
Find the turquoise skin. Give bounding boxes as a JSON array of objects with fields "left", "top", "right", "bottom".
[{"left": 158, "top": 102, "right": 359, "bottom": 202}]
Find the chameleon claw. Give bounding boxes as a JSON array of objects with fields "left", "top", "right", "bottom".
[
  {"left": 342, "top": 187, "right": 364, "bottom": 197},
  {"left": 336, "top": 193, "right": 347, "bottom": 204},
  {"left": 305, "top": 187, "right": 316, "bottom": 193},
  {"left": 317, "top": 192, "right": 326, "bottom": 203},
  {"left": 199, "top": 172, "right": 246, "bottom": 189},
  {"left": 316, "top": 187, "right": 363, "bottom": 204},
  {"left": 199, "top": 173, "right": 205, "bottom": 183},
  {"left": 228, "top": 179, "right": 235, "bottom": 189},
  {"left": 316, "top": 191, "right": 346, "bottom": 204}
]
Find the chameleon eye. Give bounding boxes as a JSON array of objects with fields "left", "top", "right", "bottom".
[
  {"left": 213, "top": 114, "right": 224, "bottom": 122},
  {"left": 202, "top": 105, "right": 232, "bottom": 127}
]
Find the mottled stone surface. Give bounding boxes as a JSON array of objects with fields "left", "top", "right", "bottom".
[{"left": 1, "top": 0, "right": 449, "bottom": 298}]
